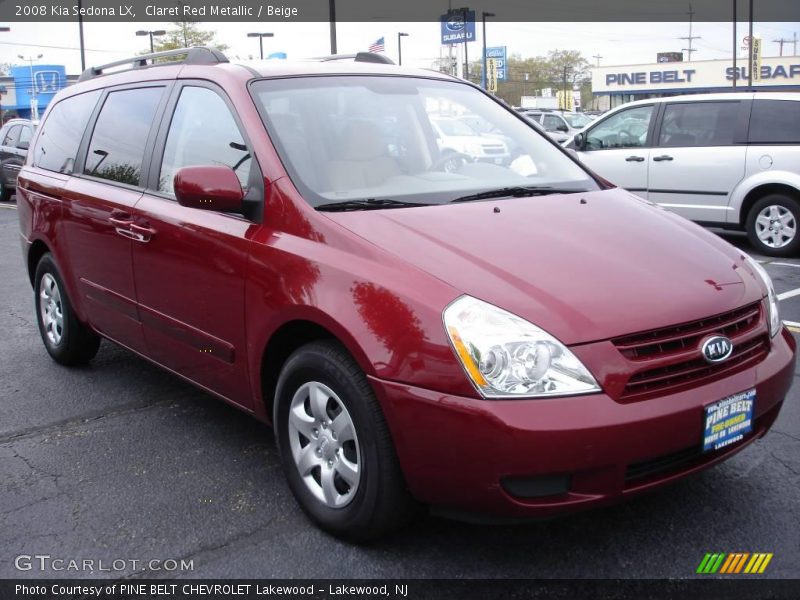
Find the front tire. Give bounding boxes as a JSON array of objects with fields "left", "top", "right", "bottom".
[
  {"left": 746, "top": 194, "right": 800, "bottom": 257},
  {"left": 274, "top": 340, "right": 416, "bottom": 541},
  {"left": 34, "top": 253, "right": 100, "bottom": 365}
]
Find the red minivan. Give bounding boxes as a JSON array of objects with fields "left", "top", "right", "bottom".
[{"left": 16, "top": 48, "right": 795, "bottom": 540}]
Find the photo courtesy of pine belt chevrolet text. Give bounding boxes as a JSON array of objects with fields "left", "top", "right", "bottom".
[{"left": 16, "top": 47, "right": 796, "bottom": 541}]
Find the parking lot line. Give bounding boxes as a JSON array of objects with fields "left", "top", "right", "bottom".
[
  {"left": 0, "top": 203, "right": 17, "bottom": 210},
  {"left": 782, "top": 320, "right": 800, "bottom": 333},
  {"left": 777, "top": 287, "right": 800, "bottom": 301},
  {"left": 769, "top": 262, "right": 800, "bottom": 269}
]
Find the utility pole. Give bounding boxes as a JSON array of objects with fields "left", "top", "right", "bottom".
[
  {"left": 481, "top": 11, "right": 494, "bottom": 90},
  {"left": 680, "top": 3, "right": 701, "bottom": 61},
  {"left": 748, "top": 0, "right": 754, "bottom": 88},
  {"left": 329, "top": 0, "right": 337, "bottom": 54},
  {"left": 732, "top": 0, "right": 736, "bottom": 89},
  {"left": 773, "top": 37, "right": 793, "bottom": 56},
  {"left": 592, "top": 54, "right": 602, "bottom": 67},
  {"left": 562, "top": 66, "right": 570, "bottom": 111},
  {"left": 77, "top": 0, "right": 85, "bottom": 71},
  {"left": 461, "top": 7, "right": 469, "bottom": 81}
]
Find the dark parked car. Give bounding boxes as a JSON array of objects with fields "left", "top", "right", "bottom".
[
  {"left": 0, "top": 118, "right": 34, "bottom": 201},
  {"left": 17, "top": 48, "right": 795, "bottom": 541}
]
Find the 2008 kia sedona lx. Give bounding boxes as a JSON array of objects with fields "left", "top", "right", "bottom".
[{"left": 17, "top": 48, "right": 795, "bottom": 540}]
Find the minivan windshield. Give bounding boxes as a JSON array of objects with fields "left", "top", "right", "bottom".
[{"left": 251, "top": 76, "right": 598, "bottom": 208}]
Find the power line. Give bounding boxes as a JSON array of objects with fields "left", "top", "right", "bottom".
[{"left": 0, "top": 40, "right": 118, "bottom": 53}]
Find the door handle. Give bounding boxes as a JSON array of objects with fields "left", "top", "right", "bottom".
[
  {"left": 625, "top": 155, "right": 645, "bottom": 162},
  {"left": 653, "top": 155, "right": 674, "bottom": 161},
  {"left": 109, "top": 216, "right": 134, "bottom": 227},
  {"left": 129, "top": 222, "right": 156, "bottom": 242}
]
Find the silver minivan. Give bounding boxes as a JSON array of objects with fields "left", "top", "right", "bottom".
[{"left": 570, "top": 92, "right": 800, "bottom": 257}]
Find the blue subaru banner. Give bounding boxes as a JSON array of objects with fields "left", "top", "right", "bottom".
[{"left": 440, "top": 10, "right": 476, "bottom": 45}]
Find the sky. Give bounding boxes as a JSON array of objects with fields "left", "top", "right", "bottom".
[{"left": 1, "top": 20, "right": 798, "bottom": 76}]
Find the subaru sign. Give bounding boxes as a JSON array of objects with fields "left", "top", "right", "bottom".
[
  {"left": 440, "top": 10, "right": 476, "bottom": 45},
  {"left": 485, "top": 46, "right": 507, "bottom": 81}
]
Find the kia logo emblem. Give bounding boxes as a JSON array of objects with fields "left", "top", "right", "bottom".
[{"left": 701, "top": 335, "right": 734, "bottom": 363}]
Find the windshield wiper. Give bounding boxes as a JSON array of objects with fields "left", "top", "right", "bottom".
[
  {"left": 450, "top": 186, "right": 587, "bottom": 203},
  {"left": 316, "top": 199, "right": 431, "bottom": 212}
]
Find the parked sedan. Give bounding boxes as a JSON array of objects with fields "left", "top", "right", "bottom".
[{"left": 0, "top": 118, "right": 34, "bottom": 201}]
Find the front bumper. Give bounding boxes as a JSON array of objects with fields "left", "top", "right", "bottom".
[{"left": 371, "top": 327, "right": 795, "bottom": 518}]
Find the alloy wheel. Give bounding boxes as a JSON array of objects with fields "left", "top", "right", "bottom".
[{"left": 755, "top": 204, "right": 796, "bottom": 249}]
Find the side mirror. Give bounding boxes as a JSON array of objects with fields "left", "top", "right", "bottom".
[
  {"left": 573, "top": 133, "right": 585, "bottom": 150},
  {"left": 174, "top": 166, "right": 244, "bottom": 213},
  {"left": 17, "top": 140, "right": 29, "bottom": 150}
]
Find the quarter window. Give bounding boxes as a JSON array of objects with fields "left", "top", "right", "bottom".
[
  {"left": 158, "top": 86, "right": 250, "bottom": 195},
  {"left": 749, "top": 100, "right": 800, "bottom": 143},
  {"left": 84, "top": 87, "right": 163, "bottom": 186},
  {"left": 18, "top": 126, "right": 33, "bottom": 147},
  {"left": 33, "top": 90, "right": 101, "bottom": 174},
  {"left": 585, "top": 105, "right": 653, "bottom": 150},
  {"left": 658, "top": 102, "right": 739, "bottom": 147}
]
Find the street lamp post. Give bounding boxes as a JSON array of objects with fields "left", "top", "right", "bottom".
[
  {"left": 136, "top": 29, "right": 166, "bottom": 53},
  {"left": 397, "top": 32, "right": 409, "bottom": 66},
  {"left": 18, "top": 54, "right": 43, "bottom": 121},
  {"left": 481, "top": 11, "right": 495, "bottom": 90},
  {"left": 247, "top": 32, "right": 274, "bottom": 60}
]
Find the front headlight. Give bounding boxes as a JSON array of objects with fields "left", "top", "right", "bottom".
[
  {"left": 443, "top": 296, "right": 601, "bottom": 398},
  {"left": 745, "top": 255, "right": 781, "bottom": 337}
]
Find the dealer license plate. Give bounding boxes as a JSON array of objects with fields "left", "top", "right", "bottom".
[{"left": 702, "top": 389, "right": 755, "bottom": 453}]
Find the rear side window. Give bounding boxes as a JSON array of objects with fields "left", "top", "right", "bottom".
[
  {"left": 34, "top": 90, "right": 101, "bottom": 174},
  {"left": 84, "top": 87, "right": 163, "bottom": 186},
  {"left": 158, "top": 86, "right": 250, "bottom": 194},
  {"left": 658, "top": 102, "right": 739, "bottom": 147},
  {"left": 749, "top": 100, "right": 800, "bottom": 143},
  {"left": 2, "top": 125, "right": 20, "bottom": 146}
]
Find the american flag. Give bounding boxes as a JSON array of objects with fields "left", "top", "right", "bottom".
[{"left": 368, "top": 37, "right": 385, "bottom": 53}]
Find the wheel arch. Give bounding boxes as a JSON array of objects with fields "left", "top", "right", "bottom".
[
  {"left": 733, "top": 177, "right": 800, "bottom": 228},
  {"left": 256, "top": 315, "right": 374, "bottom": 426},
  {"left": 27, "top": 238, "right": 51, "bottom": 287}
]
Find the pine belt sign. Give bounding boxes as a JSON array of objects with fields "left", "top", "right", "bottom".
[{"left": 592, "top": 56, "right": 800, "bottom": 93}]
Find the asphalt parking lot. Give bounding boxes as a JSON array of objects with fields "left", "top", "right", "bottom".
[{"left": 0, "top": 201, "right": 798, "bottom": 580}]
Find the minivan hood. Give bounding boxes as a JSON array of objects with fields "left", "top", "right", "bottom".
[{"left": 325, "top": 189, "right": 761, "bottom": 345}]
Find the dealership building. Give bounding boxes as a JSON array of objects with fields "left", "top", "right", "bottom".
[
  {"left": 590, "top": 55, "right": 800, "bottom": 110},
  {"left": 0, "top": 64, "right": 74, "bottom": 121}
]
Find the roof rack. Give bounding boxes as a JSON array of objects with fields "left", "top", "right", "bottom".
[
  {"left": 78, "top": 47, "right": 229, "bottom": 82},
  {"left": 313, "top": 52, "right": 396, "bottom": 65}
]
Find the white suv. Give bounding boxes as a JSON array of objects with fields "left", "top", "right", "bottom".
[{"left": 570, "top": 92, "right": 800, "bottom": 256}]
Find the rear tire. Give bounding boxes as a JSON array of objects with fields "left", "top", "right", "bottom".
[
  {"left": 746, "top": 193, "right": 800, "bottom": 257},
  {"left": 274, "top": 340, "right": 416, "bottom": 542},
  {"left": 0, "top": 179, "right": 11, "bottom": 202},
  {"left": 34, "top": 253, "right": 100, "bottom": 365}
]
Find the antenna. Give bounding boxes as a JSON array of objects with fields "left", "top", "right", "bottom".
[{"left": 679, "top": 3, "right": 701, "bottom": 61}]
